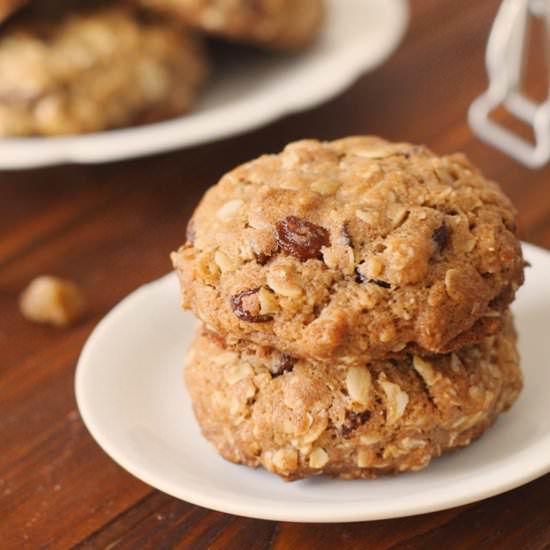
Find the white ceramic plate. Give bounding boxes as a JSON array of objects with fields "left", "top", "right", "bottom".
[
  {"left": 75, "top": 243, "right": 550, "bottom": 523},
  {"left": 0, "top": 0, "right": 408, "bottom": 170}
]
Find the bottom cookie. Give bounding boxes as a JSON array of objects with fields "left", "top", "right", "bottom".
[{"left": 185, "top": 315, "right": 522, "bottom": 481}]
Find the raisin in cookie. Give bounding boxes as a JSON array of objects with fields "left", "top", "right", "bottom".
[
  {"left": 172, "top": 137, "right": 524, "bottom": 365},
  {"left": 185, "top": 314, "right": 522, "bottom": 481},
  {"left": 132, "top": 0, "right": 324, "bottom": 50},
  {"left": 0, "top": 6, "right": 207, "bottom": 136}
]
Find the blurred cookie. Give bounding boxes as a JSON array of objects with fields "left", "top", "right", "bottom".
[
  {"left": 0, "top": 6, "right": 208, "bottom": 136},
  {"left": 171, "top": 137, "right": 524, "bottom": 365},
  {"left": 185, "top": 314, "right": 522, "bottom": 480},
  {"left": 133, "top": 0, "right": 324, "bottom": 50}
]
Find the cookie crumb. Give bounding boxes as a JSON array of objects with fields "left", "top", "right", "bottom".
[{"left": 19, "top": 276, "right": 86, "bottom": 327}]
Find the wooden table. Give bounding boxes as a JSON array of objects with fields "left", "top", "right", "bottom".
[{"left": 2, "top": 1, "right": 549, "bottom": 547}]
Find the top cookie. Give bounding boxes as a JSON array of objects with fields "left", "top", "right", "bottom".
[
  {"left": 133, "top": 0, "right": 324, "bottom": 50},
  {"left": 172, "top": 137, "right": 524, "bottom": 365}
]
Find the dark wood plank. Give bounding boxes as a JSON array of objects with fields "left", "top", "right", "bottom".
[
  {"left": 1, "top": 0, "right": 549, "bottom": 547},
  {"left": 76, "top": 492, "right": 277, "bottom": 550},
  {"left": 0, "top": 185, "right": 203, "bottom": 546}
]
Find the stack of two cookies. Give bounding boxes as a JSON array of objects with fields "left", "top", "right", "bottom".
[{"left": 171, "top": 136, "right": 525, "bottom": 481}]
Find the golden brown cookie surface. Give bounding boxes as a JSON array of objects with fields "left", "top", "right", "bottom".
[
  {"left": 133, "top": 0, "right": 324, "bottom": 50},
  {"left": 172, "top": 137, "right": 524, "bottom": 365},
  {"left": 0, "top": 6, "right": 208, "bottom": 136},
  {"left": 185, "top": 314, "right": 522, "bottom": 481}
]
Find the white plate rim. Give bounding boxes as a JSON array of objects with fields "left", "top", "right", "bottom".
[
  {"left": 0, "top": 0, "right": 409, "bottom": 170},
  {"left": 75, "top": 242, "right": 550, "bottom": 523}
]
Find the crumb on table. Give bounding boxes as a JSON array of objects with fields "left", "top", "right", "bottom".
[{"left": 19, "top": 275, "right": 86, "bottom": 327}]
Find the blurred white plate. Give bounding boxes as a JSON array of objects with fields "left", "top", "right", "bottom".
[
  {"left": 0, "top": 0, "right": 408, "bottom": 169},
  {"left": 75, "top": 243, "right": 550, "bottom": 523}
]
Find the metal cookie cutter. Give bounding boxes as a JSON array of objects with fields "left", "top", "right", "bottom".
[{"left": 469, "top": 0, "right": 550, "bottom": 168}]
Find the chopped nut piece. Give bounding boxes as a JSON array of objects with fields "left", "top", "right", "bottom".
[
  {"left": 311, "top": 179, "right": 340, "bottom": 196},
  {"left": 346, "top": 366, "right": 372, "bottom": 406},
  {"left": 322, "top": 245, "right": 355, "bottom": 274},
  {"left": 212, "top": 351, "right": 238, "bottom": 366},
  {"left": 357, "top": 448, "right": 373, "bottom": 468},
  {"left": 363, "top": 256, "right": 385, "bottom": 278},
  {"left": 379, "top": 374, "right": 409, "bottom": 425},
  {"left": 211, "top": 390, "right": 226, "bottom": 409},
  {"left": 216, "top": 199, "right": 243, "bottom": 221},
  {"left": 413, "top": 356, "right": 441, "bottom": 386},
  {"left": 359, "top": 434, "right": 381, "bottom": 446},
  {"left": 266, "top": 267, "right": 302, "bottom": 298},
  {"left": 354, "top": 145, "right": 406, "bottom": 159},
  {"left": 258, "top": 287, "right": 278, "bottom": 315},
  {"left": 464, "top": 238, "right": 477, "bottom": 252},
  {"left": 279, "top": 178, "right": 304, "bottom": 191},
  {"left": 308, "top": 447, "right": 329, "bottom": 469},
  {"left": 195, "top": 252, "right": 220, "bottom": 284},
  {"left": 271, "top": 448, "right": 298, "bottom": 473},
  {"left": 214, "top": 250, "right": 236, "bottom": 273},
  {"left": 400, "top": 437, "right": 426, "bottom": 450},
  {"left": 302, "top": 413, "right": 328, "bottom": 443},
  {"left": 20, "top": 276, "right": 86, "bottom": 327},
  {"left": 387, "top": 204, "right": 409, "bottom": 228},
  {"left": 450, "top": 353, "right": 463, "bottom": 373},
  {"left": 468, "top": 385, "right": 483, "bottom": 401},
  {"left": 355, "top": 209, "right": 378, "bottom": 225},
  {"left": 225, "top": 363, "right": 253, "bottom": 385},
  {"left": 379, "top": 325, "right": 396, "bottom": 343},
  {"left": 444, "top": 268, "right": 463, "bottom": 301}
]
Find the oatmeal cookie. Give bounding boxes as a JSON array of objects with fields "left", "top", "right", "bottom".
[
  {"left": 0, "top": 6, "right": 208, "bottom": 136},
  {"left": 172, "top": 137, "right": 524, "bottom": 365},
  {"left": 132, "top": 0, "right": 324, "bottom": 50},
  {"left": 185, "top": 314, "right": 522, "bottom": 480}
]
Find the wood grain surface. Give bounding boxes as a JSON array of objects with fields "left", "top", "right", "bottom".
[{"left": 1, "top": 0, "right": 549, "bottom": 548}]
